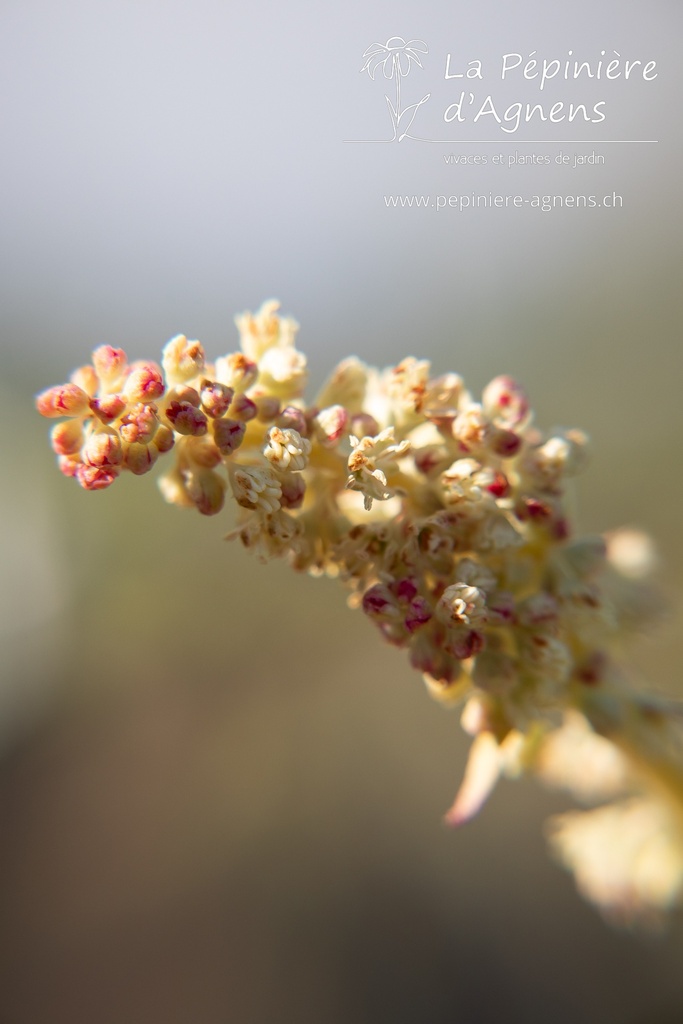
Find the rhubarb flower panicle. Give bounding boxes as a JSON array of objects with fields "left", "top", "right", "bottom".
[{"left": 37, "top": 301, "right": 683, "bottom": 925}]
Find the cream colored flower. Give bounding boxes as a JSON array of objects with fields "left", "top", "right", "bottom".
[{"left": 38, "top": 300, "right": 683, "bottom": 926}]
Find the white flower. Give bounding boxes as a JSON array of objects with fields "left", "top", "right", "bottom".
[
  {"left": 346, "top": 428, "right": 410, "bottom": 510},
  {"left": 235, "top": 299, "right": 299, "bottom": 361},
  {"left": 360, "top": 38, "right": 428, "bottom": 80},
  {"left": 230, "top": 465, "right": 282, "bottom": 513},
  {"left": 258, "top": 346, "right": 308, "bottom": 400},
  {"left": 263, "top": 426, "right": 311, "bottom": 472},
  {"left": 548, "top": 798, "right": 683, "bottom": 925},
  {"left": 437, "top": 584, "right": 488, "bottom": 628}
]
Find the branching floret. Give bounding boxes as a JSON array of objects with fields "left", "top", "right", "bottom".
[{"left": 36, "top": 300, "right": 683, "bottom": 927}]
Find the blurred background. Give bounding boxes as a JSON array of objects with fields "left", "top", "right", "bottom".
[{"left": 1, "top": 0, "right": 683, "bottom": 1021}]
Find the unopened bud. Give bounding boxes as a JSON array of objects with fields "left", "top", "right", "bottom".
[
  {"left": 123, "top": 361, "right": 165, "bottom": 402},
  {"left": 36, "top": 383, "right": 90, "bottom": 418},
  {"left": 50, "top": 419, "right": 83, "bottom": 456},
  {"left": 199, "top": 380, "right": 234, "bottom": 418},
  {"left": 165, "top": 401, "right": 208, "bottom": 436},
  {"left": 214, "top": 352, "right": 258, "bottom": 392},
  {"left": 92, "top": 345, "right": 128, "bottom": 386},
  {"left": 90, "top": 394, "right": 127, "bottom": 423},
  {"left": 162, "top": 335, "right": 205, "bottom": 385},
  {"left": 212, "top": 418, "right": 246, "bottom": 455},
  {"left": 124, "top": 442, "right": 159, "bottom": 475},
  {"left": 186, "top": 469, "right": 225, "bottom": 516},
  {"left": 82, "top": 431, "right": 123, "bottom": 467},
  {"left": 153, "top": 424, "right": 175, "bottom": 453},
  {"left": 482, "top": 375, "right": 530, "bottom": 428}
]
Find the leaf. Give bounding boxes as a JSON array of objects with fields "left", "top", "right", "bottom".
[{"left": 397, "top": 94, "right": 431, "bottom": 142}]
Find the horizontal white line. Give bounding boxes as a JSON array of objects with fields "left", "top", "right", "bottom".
[{"left": 344, "top": 139, "right": 659, "bottom": 144}]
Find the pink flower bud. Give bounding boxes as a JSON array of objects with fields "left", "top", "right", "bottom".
[
  {"left": 58, "top": 455, "right": 81, "bottom": 478},
  {"left": 70, "top": 365, "right": 99, "bottom": 396},
  {"left": 445, "top": 628, "right": 485, "bottom": 660},
  {"left": 405, "top": 597, "right": 432, "bottom": 633},
  {"left": 50, "top": 419, "right": 83, "bottom": 456},
  {"left": 362, "top": 584, "right": 398, "bottom": 620},
  {"left": 392, "top": 578, "right": 418, "bottom": 603},
  {"left": 92, "top": 345, "right": 128, "bottom": 384},
  {"left": 83, "top": 432, "right": 123, "bottom": 467},
  {"left": 277, "top": 406, "right": 308, "bottom": 435},
  {"left": 119, "top": 403, "right": 159, "bottom": 444},
  {"left": 124, "top": 442, "right": 159, "bottom": 475},
  {"left": 350, "top": 412, "right": 379, "bottom": 438},
  {"left": 314, "top": 405, "right": 348, "bottom": 447},
  {"left": 185, "top": 436, "right": 223, "bottom": 468},
  {"left": 280, "top": 473, "right": 306, "bottom": 509},
  {"left": 254, "top": 395, "right": 280, "bottom": 422},
  {"left": 162, "top": 335, "right": 205, "bottom": 385},
  {"left": 76, "top": 463, "right": 120, "bottom": 490},
  {"left": 165, "top": 401, "right": 208, "bottom": 436},
  {"left": 486, "top": 591, "right": 515, "bottom": 626},
  {"left": 414, "top": 445, "right": 450, "bottom": 477},
  {"left": 36, "top": 383, "right": 90, "bottom": 418},
  {"left": 214, "top": 352, "right": 258, "bottom": 392},
  {"left": 90, "top": 394, "right": 127, "bottom": 423},
  {"left": 166, "top": 385, "right": 200, "bottom": 407},
  {"left": 231, "top": 393, "right": 258, "bottom": 422},
  {"left": 482, "top": 375, "right": 529, "bottom": 428},
  {"left": 187, "top": 469, "right": 225, "bottom": 516},
  {"left": 485, "top": 471, "right": 510, "bottom": 498},
  {"left": 153, "top": 424, "right": 175, "bottom": 453},
  {"left": 199, "top": 380, "right": 234, "bottom": 418},
  {"left": 212, "top": 418, "right": 246, "bottom": 455},
  {"left": 488, "top": 427, "right": 522, "bottom": 458},
  {"left": 123, "top": 361, "right": 164, "bottom": 402}
]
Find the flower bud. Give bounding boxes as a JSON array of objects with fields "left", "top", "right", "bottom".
[
  {"left": 123, "top": 361, "right": 165, "bottom": 402},
  {"left": 280, "top": 473, "right": 306, "bottom": 509},
  {"left": 438, "top": 584, "right": 488, "bottom": 628},
  {"left": 488, "top": 426, "right": 522, "bottom": 458},
  {"left": 119, "top": 403, "right": 159, "bottom": 444},
  {"left": 482, "top": 375, "right": 529, "bottom": 428},
  {"left": 199, "top": 380, "right": 234, "bottom": 418},
  {"left": 212, "top": 418, "right": 245, "bottom": 455},
  {"left": 254, "top": 395, "right": 281, "bottom": 422},
  {"left": 124, "top": 442, "right": 159, "bottom": 475},
  {"left": 76, "top": 463, "right": 120, "bottom": 490},
  {"left": 51, "top": 419, "right": 83, "bottom": 456},
  {"left": 153, "top": 424, "right": 175, "bottom": 453},
  {"left": 92, "top": 345, "right": 128, "bottom": 386},
  {"left": 82, "top": 431, "right": 123, "bottom": 467},
  {"left": 231, "top": 393, "right": 258, "bottom": 421},
  {"left": 186, "top": 469, "right": 225, "bottom": 516},
  {"left": 258, "top": 346, "right": 307, "bottom": 400},
  {"left": 162, "top": 335, "right": 205, "bottom": 385},
  {"left": 277, "top": 405, "right": 308, "bottom": 435},
  {"left": 263, "top": 426, "right": 311, "bottom": 471},
  {"left": 185, "top": 435, "right": 223, "bottom": 468},
  {"left": 165, "top": 401, "right": 208, "bottom": 436},
  {"left": 90, "top": 394, "right": 127, "bottom": 424},
  {"left": 214, "top": 352, "right": 258, "bottom": 392},
  {"left": 70, "top": 365, "right": 99, "bottom": 396},
  {"left": 314, "top": 405, "right": 348, "bottom": 447},
  {"left": 36, "top": 383, "right": 90, "bottom": 418},
  {"left": 230, "top": 466, "right": 282, "bottom": 512}
]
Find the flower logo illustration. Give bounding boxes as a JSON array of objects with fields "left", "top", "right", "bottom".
[{"left": 359, "top": 37, "right": 430, "bottom": 142}]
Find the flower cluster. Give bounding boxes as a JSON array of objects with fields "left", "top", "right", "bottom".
[{"left": 37, "top": 300, "right": 683, "bottom": 926}]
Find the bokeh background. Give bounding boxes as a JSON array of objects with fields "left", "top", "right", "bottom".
[{"left": 1, "top": 1, "right": 683, "bottom": 1021}]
